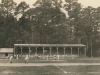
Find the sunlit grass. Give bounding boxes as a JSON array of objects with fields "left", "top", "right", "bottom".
[{"left": 0, "top": 66, "right": 100, "bottom": 75}]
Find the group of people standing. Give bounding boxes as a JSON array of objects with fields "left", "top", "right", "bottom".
[
  {"left": 8, "top": 54, "right": 68, "bottom": 64},
  {"left": 8, "top": 55, "right": 29, "bottom": 64}
]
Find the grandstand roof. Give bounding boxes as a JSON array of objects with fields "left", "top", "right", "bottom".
[
  {"left": 0, "top": 48, "right": 13, "bottom": 53},
  {"left": 14, "top": 44, "right": 85, "bottom": 47}
]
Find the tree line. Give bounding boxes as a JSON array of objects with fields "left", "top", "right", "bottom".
[{"left": 0, "top": 0, "right": 100, "bottom": 56}]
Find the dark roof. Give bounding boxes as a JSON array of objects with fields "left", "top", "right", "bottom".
[{"left": 14, "top": 44, "right": 85, "bottom": 47}]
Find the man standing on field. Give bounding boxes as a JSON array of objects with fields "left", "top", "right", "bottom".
[
  {"left": 9, "top": 56, "right": 13, "bottom": 63},
  {"left": 25, "top": 55, "right": 29, "bottom": 64}
]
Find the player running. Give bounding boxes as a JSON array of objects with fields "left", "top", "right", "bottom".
[{"left": 25, "top": 55, "right": 29, "bottom": 64}]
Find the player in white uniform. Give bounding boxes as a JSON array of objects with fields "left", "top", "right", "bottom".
[
  {"left": 9, "top": 56, "right": 13, "bottom": 63},
  {"left": 25, "top": 55, "right": 29, "bottom": 64}
]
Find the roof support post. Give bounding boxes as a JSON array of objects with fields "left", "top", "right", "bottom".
[
  {"left": 36, "top": 47, "right": 37, "bottom": 54},
  {"left": 71, "top": 47, "right": 72, "bottom": 55},
  {"left": 50, "top": 47, "right": 51, "bottom": 56},
  {"left": 85, "top": 47, "right": 86, "bottom": 57},
  {"left": 64, "top": 47, "right": 65, "bottom": 55},
  {"left": 13, "top": 47, "right": 15, "bottom": 57},
  {"left": 29, "top": 47, "right": 31, "bottom": 57},
  {"left": 43, "top": 47, "right": 44, "bottom": 56},
  {"left": 78, "top": 47, "right": 79, "bottom": 56},
  {"left": 21, "top": 47, "right": 22, "bottom": 58},
  {"left": 57, "top": 47, "right": 58, "bottom": 55},
  {"left": 43, "top": 47, "right": 45, "bottom": 59}
]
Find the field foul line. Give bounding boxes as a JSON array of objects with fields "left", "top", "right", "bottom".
[
  {"left": 55, "top": 66, "right": 67, "bottom": 73},
  {"left": 55, "top": 66, "right": 100, "bottom": 74}
]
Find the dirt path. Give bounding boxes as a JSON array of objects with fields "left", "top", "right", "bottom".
[{"left": 0, "top": 63, "right": 100, "bottom": 66}]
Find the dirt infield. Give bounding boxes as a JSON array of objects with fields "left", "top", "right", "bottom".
[{"left": 0, "top": 63, "right": 100, "bottom": 66}]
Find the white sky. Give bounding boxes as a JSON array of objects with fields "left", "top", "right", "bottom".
[
  {"left": 0, "top": 0, "right": 100, "bottom": 19},
  {"left": 78, "top": 0, "right": 100, "bottom": 8},
  {"left": 0, "top": 0, "right": 100, "bottom": 8}
]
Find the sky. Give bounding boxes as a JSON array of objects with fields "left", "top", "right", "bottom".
[
  {"left": 0, "top": 0, "right": 100, "bottom": 8},
  {"left": 15, "top": 0, "right": 100, "bottom": 8},
  {"left": 0, "top": 0, "right": 100, "bottom": 19},
  {"left": 78, "top": 0, "right": 100, "bottom": 8}
]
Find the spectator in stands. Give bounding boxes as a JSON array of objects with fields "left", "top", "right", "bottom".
[
  {"left": 72, "top": 55, "right": 74, "bottom": 59},
  {"left": 37, "top": 54, "right": 40, "bottom": 59},
  {"left": 54, "top": 55, "right": 56, "bottom": 60},
  {"left": 16, "top": 55, "right": 19, "bottom": 59},
  {"left": 47, "top": 55, "right": 49, "bottom": 60},
  {"left": 65, "top": 54, "right": 67, "bottom": 59},
  {"left": 57, "top": 55, "right": 59, "bottom": 59}
]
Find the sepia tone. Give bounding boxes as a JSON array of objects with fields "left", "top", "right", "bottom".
[{"left": 0, "top": 0, "right": 100, "bottom": 75}]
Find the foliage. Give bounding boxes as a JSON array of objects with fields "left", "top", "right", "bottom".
[{"left": 0, "top": 0, "right": 100, "bottom": 56}]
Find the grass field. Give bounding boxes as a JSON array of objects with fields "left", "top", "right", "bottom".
[
  {"left": 1, "top": 57, "right": 100, "bottom": 75},
  {"left": 1, "top": 57, "right": 100, "bottom": 63},
  {"left": 1, "top": 66, "right": 100, "bottom": 75}
]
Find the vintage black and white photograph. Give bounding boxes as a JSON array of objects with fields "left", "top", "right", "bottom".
[{"left": 0, "top": 0, "right": 100, "bottom": 75}]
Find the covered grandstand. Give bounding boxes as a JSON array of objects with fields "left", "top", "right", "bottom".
[{"left": 14, "top": 44, "right": 86, "bottom": 58}]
